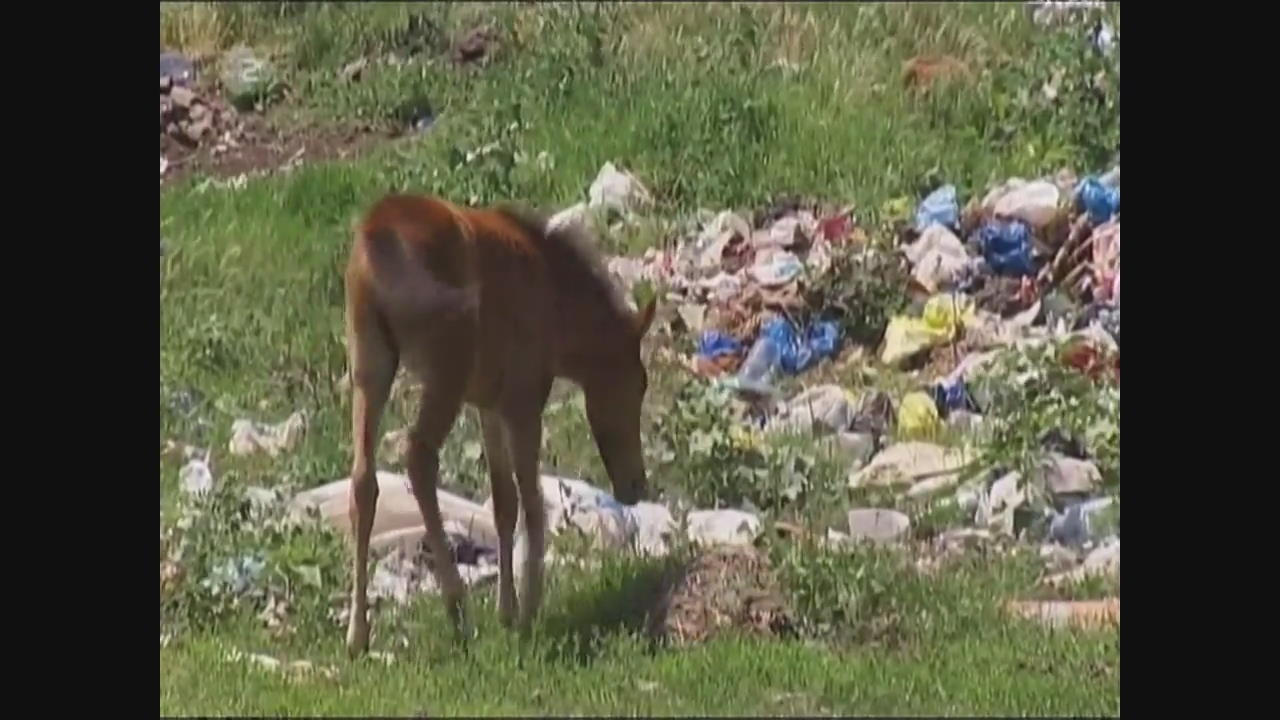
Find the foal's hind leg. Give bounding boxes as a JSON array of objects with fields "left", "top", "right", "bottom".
[
  {"left": 344, "top": 305, "right": 398, "bottom": 657},
  {"left": 480, "top": 409, "right": 520, "bottom": 628},
  {"left": 405, "top": 356, "right": 473, "bottom": 642}
]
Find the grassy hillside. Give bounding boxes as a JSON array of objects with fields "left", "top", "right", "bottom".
[{"left": 160, "top": 2, "right": 1120, "bottom": 715}]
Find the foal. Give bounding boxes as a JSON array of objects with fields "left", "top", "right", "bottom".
[{"left": 342, "top": 194, "right": 655, "bottom": 655}]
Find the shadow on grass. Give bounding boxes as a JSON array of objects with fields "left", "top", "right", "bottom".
[{"left": 536, "top": 552, "right": 690, "bottom": 666}]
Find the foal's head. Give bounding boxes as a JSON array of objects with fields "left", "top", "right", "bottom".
[{"left": 580, "top": 297, "right": 657, "bottom": 505}]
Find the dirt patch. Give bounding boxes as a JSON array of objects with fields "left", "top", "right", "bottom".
[
  {"left": 648, "top": 545, "right": 795, "bottom": 646},
  {"left": 160, "top": 76, "right": 398, "bottom": 188}
]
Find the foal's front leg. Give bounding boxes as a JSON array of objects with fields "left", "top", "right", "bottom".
[{"left": 480, "top": 409, "right": 520, "bottom": 628}]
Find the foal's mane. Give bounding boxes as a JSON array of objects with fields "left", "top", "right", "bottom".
[{"left": 491, "top": 203, "right": 635, "bottom": 322}]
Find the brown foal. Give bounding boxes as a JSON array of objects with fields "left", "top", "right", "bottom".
[{"left": 342, "top": 194, "right": 655, "bottom": 656}]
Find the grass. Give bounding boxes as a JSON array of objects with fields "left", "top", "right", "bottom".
[
  {"left": 161, "top": 549, "right": 1118, "bottom": 716},
  {"left": 160, "top": 2, "right": 1120, "bottom": 715}
]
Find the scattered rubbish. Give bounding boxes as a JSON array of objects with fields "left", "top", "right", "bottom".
[
  {"left": 749, "top": 251, "right": 804, "bottom": 286},
  {"left": 849, "top": 442, "right": 969, "bottom": 489},
  {"left": 846, "top": 508, "right": 911, "bottom": 544},
  {"left": 767, "top": 384, "right": 858, "bottom": 436},
  {"left": 697, "top": 331, "right": 743, "bottom": 361},
  {"left": 203, "top": 555, "right": 266, "bottom": 595},
  {"left": 881, "top": 293, "right": 977, "bottom": 366},
  {"left": 219, "top": 46, "right": 273, "bottom": 107},
  {"left": 827, "top": 431, "right": 877, "bottom": 468},
  {"left": 178, "top": 452, "right": 214, "bottom": 496},
  {"left": 905, "top": 223, "right": 970, "bottom": 292},
  {"left": 1043, "top": 538, "right": 1118, "bottom": 586},
  {"left": 229, "top": 411, "right": 307, "bottom": 457},
  {"left": 897, "top": 391, "right": 942, "bottom": 440},
  {"left": 850, "top": 389, "right": 897, "bottom": 438},
  {"left": 1087, "top": 221, "right": 1120, "bottom": 303},
  {"left": 160, "top": 51, "right": 195, "bottom": 86},
  {"left": 1048, "top": 496, "right": 1117, "bottom": 547},
  {"left": 976, "top": 472, "right": 1025, "bottom": 536},
  {"left": 931, "top": 379, "right": 978, "bottom": 418},
  {"left": 1036, "top": 453, "right": 1102, "bottom": 502},
  {"left": 915, "top": 184, "right": 959, "bottom": 232},
  {"left": 978, "top": 219, "right": 1035, "bottom": 276},
  {"left": 992, "top": 179, "right": 1061, "bottom": 229},
  {"left": 1005, "top": 597, "right": 1119, "bottom": 630},
  {"left": 760, "top": 316, "right": 841, "bottom": 375},
  {"left": 685, "top": 509, "right": 763, "bottom": 547},
  {"left": 1076, "top": 178, "right": 1120, "bottom": 225},
  {"left": 588, "top": 162, "right": 653, "bottom": 216}
]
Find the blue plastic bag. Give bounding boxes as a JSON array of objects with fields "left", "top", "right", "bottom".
[
  {"left": 915, "top": 184, "right": 959, "bottom": 233},
  {"left": 759, "top": 317, "right": 842, "bottom": 375},
  {"left": 979, "top": 219, "right": 1035, "bottom": 277},
  {"left": 697, "top": 331, "right": 742, "bottom": 360},
  {"left": 1076, "top": 178, "right": 1120, "bottom": 225},
  {"left": 931, "top": 379, "right": 979, "bottom": 418}
]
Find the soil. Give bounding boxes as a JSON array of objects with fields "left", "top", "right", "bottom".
[
  {"left": 648, "top": 545, "right": 795, "bottom": 646},
  {"left": 160, "top": 77, "right": 403, "bottom": 188}
]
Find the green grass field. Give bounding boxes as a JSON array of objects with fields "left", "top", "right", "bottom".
[{"left": 160, "top": 2, "right": 1120, "bottom": 715}]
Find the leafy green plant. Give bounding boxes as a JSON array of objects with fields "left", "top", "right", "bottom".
[
  {"left": 968, "top": 340, "right": 1120, "bottom": 505},
  {"left": 160, "top": 485, "right": 348, "bottom": 637},
  {"left": 802, "top": 246, "right": 912, "bottom": 347}
]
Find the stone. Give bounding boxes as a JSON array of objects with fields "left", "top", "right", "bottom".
[
  {"left": 846, "top": 508, "right": 911, "bottom": 544},
  {"left": 169, "top": 85, "right": 197, "bottom": 109},
  {"left": 685, "top": 509, "right": 762, "bottom": 547},
  {"left": 188, "top": 102, "right": 209, "bottom": 121},
  {"left": 767, "top": 384, "right": 857, "bottom": 436},
  {"left": 848, "top": 442, "right": 969, "bottom": 489},
  {"left": 185, "top": 118, "right": 212, "bottom": 143},
  {"left": 1036, "top": 454, "right": 1101, "bottom": 497},
  {"left": 160, "top": 75, "right": 173, "bottom": 93}
]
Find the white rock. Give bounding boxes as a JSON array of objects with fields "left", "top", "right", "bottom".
[
  {"left": 849, "top": 442, "right": 969, "bottom": 489},
  {"left": 846, "top": 508, "right": 911, "bottom": 544},
  {"left": 685, "top": 509, "right": 762, "bottom": 547},
  {"left": 1036, "top": 454, "right": 1101, "bottom": 496}
]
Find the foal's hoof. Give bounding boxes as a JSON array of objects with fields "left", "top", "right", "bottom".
[{"left": 346, "top": 619, "right": 371, "bottom": 658}]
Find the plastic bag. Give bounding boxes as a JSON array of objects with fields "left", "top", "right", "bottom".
[
  {"left": 697, "top": 331, "right": 743, "bottom": 360},
  {"left": 914, "top": 185, "right": 958, "bottom": 232},
  {"left": 880, "top": 294, "right": 977, "bottom": 365},
  {"left": 978, "top": 219, "right": 1035, "bottom": 276},
  {"left": 1076, "top": 177, "right": 1120, "bottom": 225},
  {"left": 897, "top": 391, "right": 941, "bottom": 439},
  {"left": 759, "top": 316, "right": 842, "bottom": 374}
]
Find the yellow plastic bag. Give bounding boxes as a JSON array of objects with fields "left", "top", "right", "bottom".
[
  {"left": 880, "top": 293, "right": 977, "bottom": 366},
  {"left": 898, "top": 391, "right": 941, "bottom": 440}
]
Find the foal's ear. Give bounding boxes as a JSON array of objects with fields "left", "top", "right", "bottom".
[{"left": 636, "top": 298, "right": 658, "bottom": 337}]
